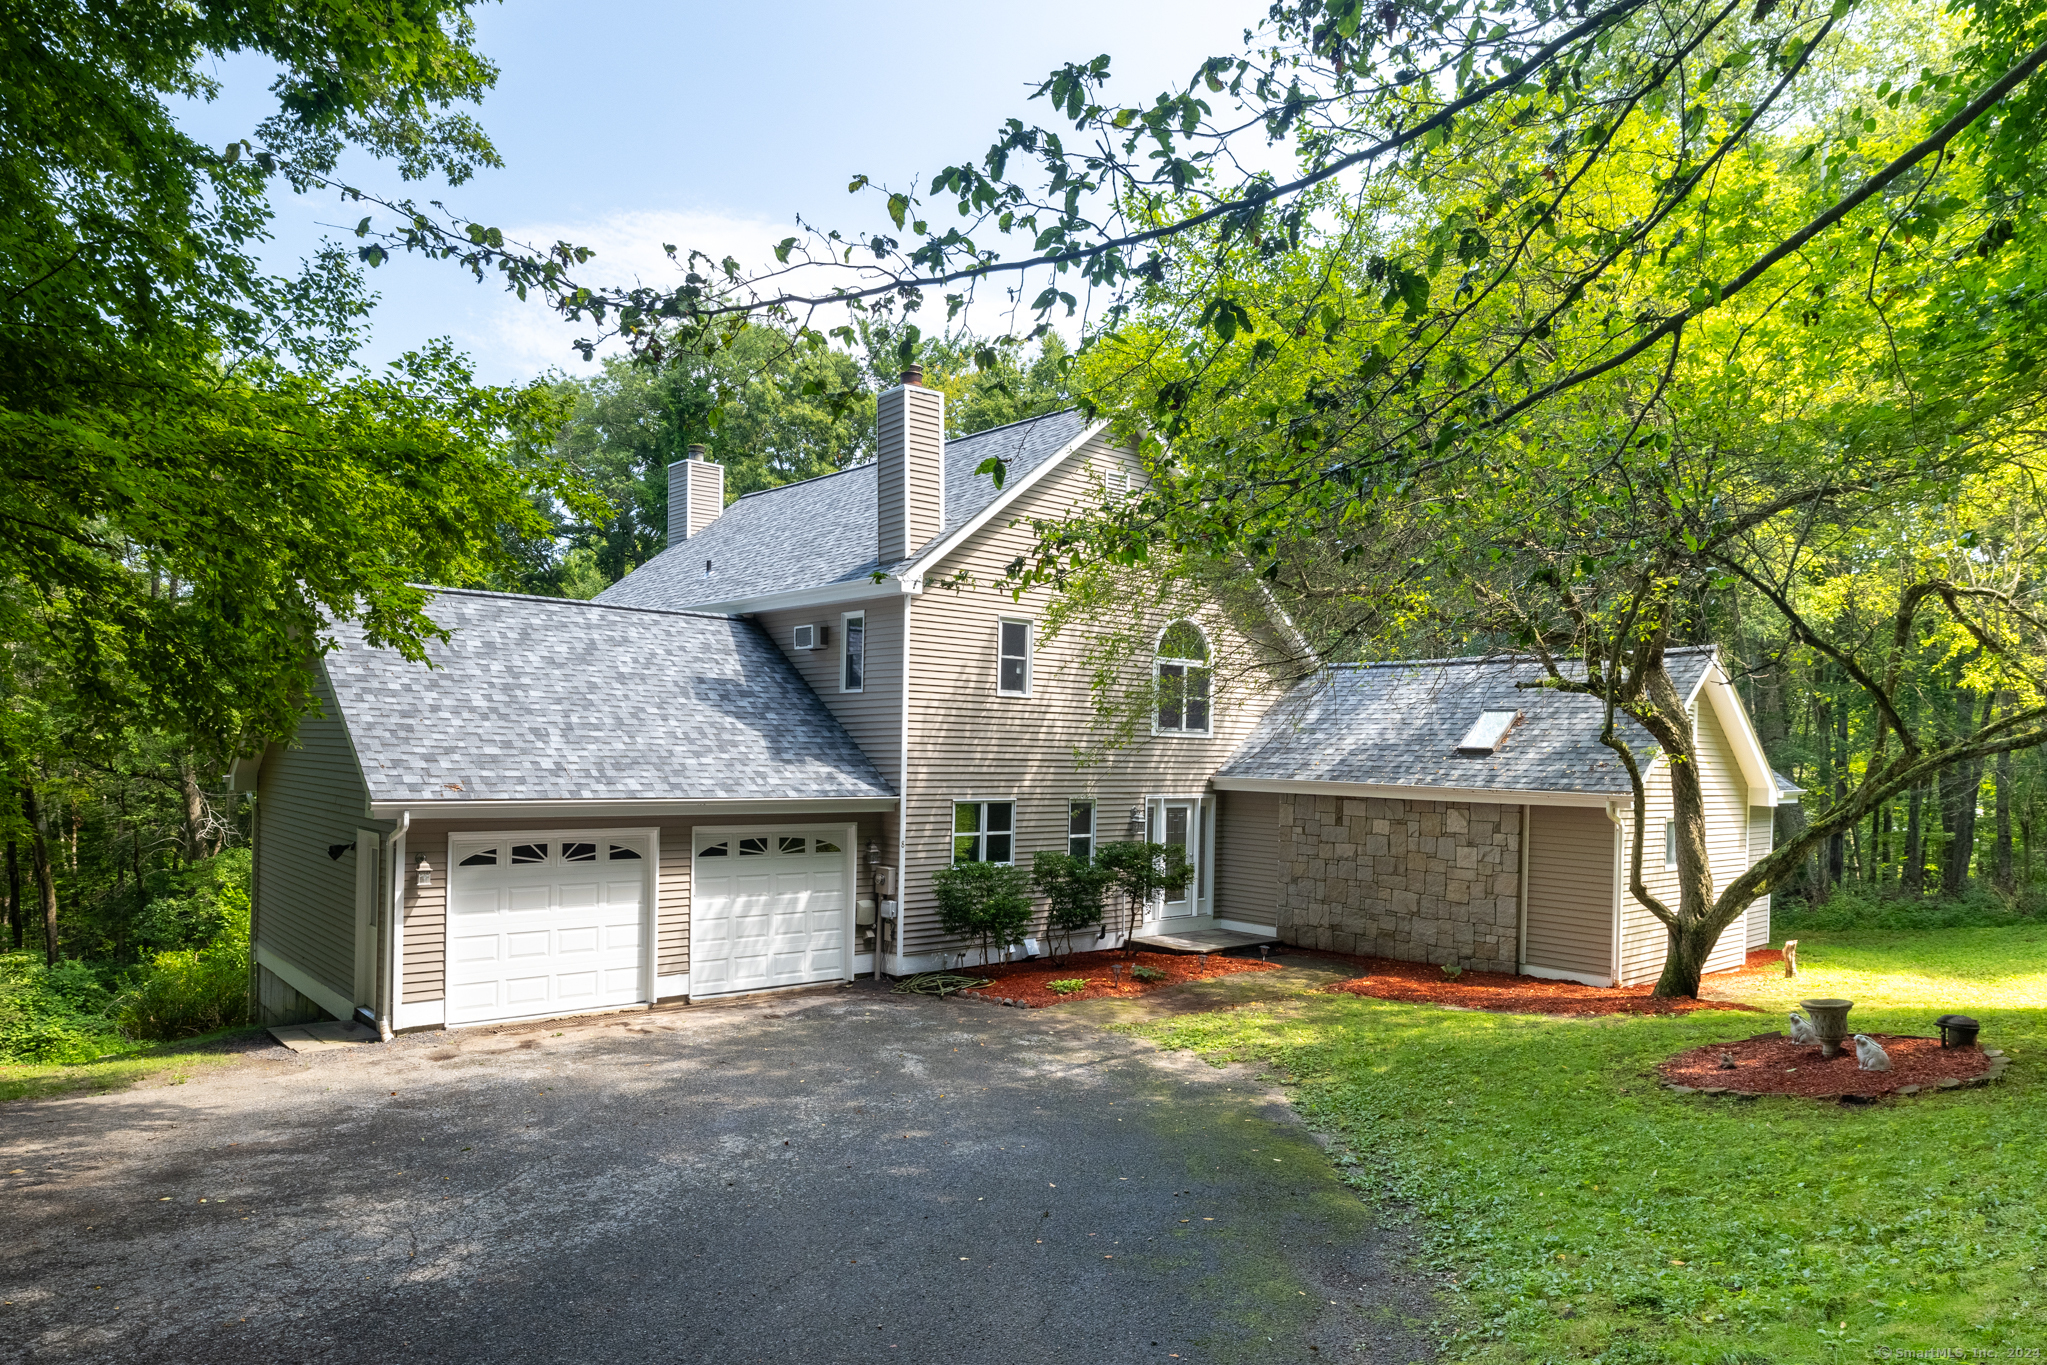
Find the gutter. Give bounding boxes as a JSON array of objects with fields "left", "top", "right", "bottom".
[{"left": 378, "top": 811, "right": 409, "bottom": 1042}]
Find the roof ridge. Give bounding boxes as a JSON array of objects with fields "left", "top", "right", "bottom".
[
  {"left": 731, "top": 459, "right": 873, "bottom": 502},
  {"left": 416, "top": 585, "right": 739, "bottom": 622},
  {"left": 947, "top": 407, "right": 1082, "bottom": 444},
  {"left": 1328, "top": 644, "right": 1718, "bottom": 672}
]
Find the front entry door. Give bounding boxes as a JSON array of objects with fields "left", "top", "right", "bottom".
[{"left": 1157, "top": 800, "right": 1198, "bottom": 919}]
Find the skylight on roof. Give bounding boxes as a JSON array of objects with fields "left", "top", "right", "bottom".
[{"left": 1456, "top": 709, "right": 1521, "bottom": 754}]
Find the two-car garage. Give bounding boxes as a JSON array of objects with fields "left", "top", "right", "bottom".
[{"left": 439, "top": 823, "right": 856, "bottom": 1027}]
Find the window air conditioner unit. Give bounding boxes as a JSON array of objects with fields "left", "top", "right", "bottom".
[{"left": 791, "top": 623, "right": 828, "bottom": 651}]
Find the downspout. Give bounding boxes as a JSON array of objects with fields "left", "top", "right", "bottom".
[
  {"left": 1515, "top": 804, "right": 1530, "bottom": 974},
  {"left": 378, "top": 811, "right": 409, "bottom": 1042},
  {"left": 1605, "top": 800, "right": 1626, "bottom": 986}
]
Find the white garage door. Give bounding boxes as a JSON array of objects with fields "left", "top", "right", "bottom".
[
  {"left": 691, "top": 829, "right": 849, "bottom": 998},
  {"left": 446, "top": 832, "right": 653, "bottom": 1026}
]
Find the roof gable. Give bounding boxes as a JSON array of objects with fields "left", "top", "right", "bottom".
[
  {"left": 1218, "top": 647, "right": 1728, "bottom": 797},
  {"left": 321, "top": 589, "right": 893, "bottom": 805}
]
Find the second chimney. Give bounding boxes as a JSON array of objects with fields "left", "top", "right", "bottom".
[
  {"left": 669, "top": 444, "right": 725, "bottom": 543},
  {"left": 875, "top": 365, "right": 944, "bottom": 564}
]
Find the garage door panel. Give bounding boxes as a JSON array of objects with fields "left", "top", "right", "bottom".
[
  {"left": 505, "top": 975, "right": 550, "bottom": 1005},
  {"left": 453, "top": 934, "right": 500, "bottom": 964},
  {"left": 692, "top": 830, "right": 850, "bottom": 998},
  {"left": 445, "top": 832, "right": 652, "bottom": 1025}
]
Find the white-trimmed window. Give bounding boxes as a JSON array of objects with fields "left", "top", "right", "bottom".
[
  {"left": 953, "top": 800, "right": 1015, "bottom": 865},
  {"left": 997, "top": 618, "right": 1032, "bottom": 696},
  {"left": 1067, "top": 800, "right": 1096, "bottom": 860},
  {"left": 841, "top": 611, "right": 865, "bottom": 692},
  {"left": 1154, "top": 620, "right": 1211, "bottom": 735},
  {"left": 1664, "top": 820, "right": 1677, "bottom": 869}
]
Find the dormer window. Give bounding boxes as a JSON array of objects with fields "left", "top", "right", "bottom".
[
  {"left": 1154, "top": 621, "right": 1211, "bottom": 735},
  {"left": 1456, "top": 709, "right": 1520, "bottom": 754}
]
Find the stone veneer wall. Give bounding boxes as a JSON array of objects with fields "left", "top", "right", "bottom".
[{"left": 1277, "top": 794, "right": 1522, "bottom": 969}]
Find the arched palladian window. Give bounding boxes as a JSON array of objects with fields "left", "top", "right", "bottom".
[{"left": 1154, "top": 620, "right": 1211, "bottom": 735}]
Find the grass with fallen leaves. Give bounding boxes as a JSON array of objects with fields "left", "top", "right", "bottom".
[{"left": 1132, "top": 926, "right": 2045, "bottom": 1363}]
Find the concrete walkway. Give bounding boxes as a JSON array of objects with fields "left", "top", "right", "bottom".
[{"left": 0, "top": 978, "right": 1436, "bottom": 1364}]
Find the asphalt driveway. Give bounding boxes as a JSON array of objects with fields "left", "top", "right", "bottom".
[{"left": 0, "top": 979, "right": 1436, "bottom": 1364}]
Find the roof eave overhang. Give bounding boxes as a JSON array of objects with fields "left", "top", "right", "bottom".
[
  {"left": 367, "top": 795, "right": 900, "bottom": 822},
  {"left": 1213, "top": 775, "right": 1632, "bottom": 809},
  {"left": 676, "top": 575, "right": 910, "bottom": 617}
]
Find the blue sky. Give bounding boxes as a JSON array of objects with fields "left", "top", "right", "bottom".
[{"left": 177, "top": 0, "right": 1261, "bottom": 386}]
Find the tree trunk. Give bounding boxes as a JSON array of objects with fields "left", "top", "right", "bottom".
[
  {"left": 1814, "top": 694, "right": 1836, "bottom": 902},
  {"left": 19, "top": 783, "right": 57, "bottom": 966},
  {"left": 5, "top": 838, "right": 18, "bottom": 951},
  {"left": 1939, "top": 690, "right": 1982, "bottom": 897},
  {"left": 180, "top": 758, "right": 207, "bottom": 862},
  {"left": 1642, "top": 662, "right": 1722, "bottom": 999},
  {"left": 1995, "top": 739, "right": 2015, "bottom": 895},
  {"left": 1904, "top": 785, "right": 1925, "bottom": 893}
]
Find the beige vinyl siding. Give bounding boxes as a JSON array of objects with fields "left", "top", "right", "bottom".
[
  {"left": 397, "top": 812, "right": 887, "bottom": 1004},
  {"left": 1617, "top": 699, "right": 1753, "bottom": 985},
  {"left": 1522, "top": 804, "right": 1616, "bottom": 980},
  {"left": 897, "top": 435, "right": 1281, "bottom": 958},
  {"left": 754, "top": 598, "right": 904, "bottom": 793},
  {"left": 253, "top": 665, "right": 377, "bottom": 1008},
  {"left": 1746, "top": 806, "right": 1775, "bottom": 948},
  {"left": 1216, "top": 790, "right": 1282, "bottom": 927}
]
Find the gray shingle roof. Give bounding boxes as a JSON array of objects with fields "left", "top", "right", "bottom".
[
  {"left": 1218, "top": 647, "right": 1719, "bottom": 795},
  {"left": 596, "top": 408, "right": 1091, "bottom": 609},
  {"left": 321, "top": 589, "right": 893, "bottom": 805}
]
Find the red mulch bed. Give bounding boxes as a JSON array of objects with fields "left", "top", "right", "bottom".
[
  {"left": 1311, "top": 949, "right": 1771, "bottom": 1017},
  {"left": 957, "top": 949, "right": 1280, "bottom": 1008},
  {"left": 1659, "top": 1033, "right": 1990, "bottom": 1097}
]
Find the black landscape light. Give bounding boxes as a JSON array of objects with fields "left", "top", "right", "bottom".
[{"left": 1936, "top": 1014, "right": 1981, "bottom": 1049}]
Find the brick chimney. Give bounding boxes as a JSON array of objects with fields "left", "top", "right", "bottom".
[
  {"left": 668, "top": 444, "right": 725, "bottom": 542},
  {"left": 875, "top": 365, "right": 944, "bottom": 564}
]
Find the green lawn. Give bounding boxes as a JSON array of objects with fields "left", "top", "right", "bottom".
[
  {"left": 1134, "top": 927, "right": 2045, "bottom": 1364},
  {"left": 0, "top": 1028, "right": 259, "bottom": 1103}
]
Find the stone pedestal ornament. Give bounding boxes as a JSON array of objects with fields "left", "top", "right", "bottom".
[{"left": 1799, "top": 998, "right": 1854, "bottom": 1059}]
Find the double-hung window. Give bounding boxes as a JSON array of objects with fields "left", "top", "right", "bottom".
[
  {"left": 1067, "top": 800, "right": 1096, "bottom": 861},
  {"left": 997, "top": 618, "right": 1031, "bottom": 696},
  {"left": 953, "top": 800, "right": 1015, "bottom": 865},
  {"left": 841, "top": 611, "right": 865, "bottom": 692},
  {"left": 1154, "top": 620, "right": 1212, "bottom": 735}
]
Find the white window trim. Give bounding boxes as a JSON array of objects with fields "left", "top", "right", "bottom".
[
  {"left": 1151, "top": 620, "right": 1213, "bottom": 737},
  {"left": 1067, "top": 798, "right": 1097, "bottom": 860},
  {"left": 951, "top": 796, "right": 1018, "bottom": 866},
  {"left": 996, "top": 616, "right": 1033, "bottom": 697},
  {"left": 1663, "top": 819, "right": 1677, "bottom": 869},
  {"left": 840, "top": 610, "right": 866, "bottom": 693}
]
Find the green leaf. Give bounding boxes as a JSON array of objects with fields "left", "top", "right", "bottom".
[{"left": 887, "top": 193, "right": 910, "bottom": 230}]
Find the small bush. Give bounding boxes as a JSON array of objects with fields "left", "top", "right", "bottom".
[
  {"left": 0, "top": 954, "right": 124, "bottom": 1064},
  {"left": 1030, "top": 851, "right": 1112, "bottom": 960},
  {"left": 116, "top": 873, "right": 249, "bottom": 1042},
  {"left": 1777, "top": 882, "right": 2037, "bottom": 933},
  {"left": 1046, "top": 978, "right": 1089, "bottom": 996},
  {"left": 1132, "top": 964, "right": 1167, "bottom": 983},
  {"left": 931, "top": 860, "right": 1035, "bottom": 967}
]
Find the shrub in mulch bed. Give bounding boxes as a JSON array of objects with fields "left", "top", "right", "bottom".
[
  {"left": 956, "top": 949, "right": 1279, "bottom": 1008},
  {"left": 1310, "top": 950, "right": 1767, "bottom": 1017},
  {"left": 1659, "top": 1033, "right": 1996, "bottom": 1098}
]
